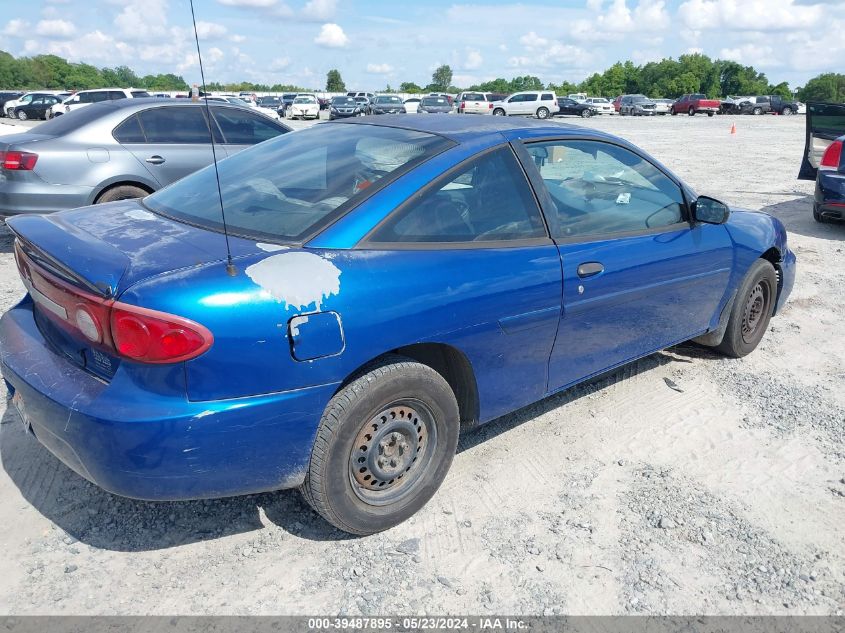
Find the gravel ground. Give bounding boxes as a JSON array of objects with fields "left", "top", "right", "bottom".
[{"left": 0, "top": 112, "right": 842, "bottom": 616}]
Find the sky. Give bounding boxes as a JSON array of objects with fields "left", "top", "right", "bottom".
[{"left": 0, "top": 0, "right": 839, "bottom": 91}]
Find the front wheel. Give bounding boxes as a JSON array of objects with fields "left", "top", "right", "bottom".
[
  {"left": 753, "top": 107, "right": 763, "bottom": 115},
  {"left": 715, "top": 259, "right": 777, "bottom": 358},
  {"left": 17, "top": 111, "right": 27, "bottom": 121},
  {"left": 301, "top": 355, "right": 460, "bottom": 535},
  {"left": 492, "top": 108, "right": 505, "bottom": 116}
]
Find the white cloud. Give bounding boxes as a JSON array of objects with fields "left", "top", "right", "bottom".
[
  {"left": 31, "top": 30, "right": 135, "bottom": 63},
  {"left": 35, "top": 19, "right": 76, "bottom": 38},
  {"left": 678, "top": 0, "right": 823, "bottom": 31},
  {"left": 229, "top": 34, "right": 246, "bottom": 43},
  {"left": 720, "top": 43, "right": 779, "bottom": 67},
  {"left": 366, "top": 62, "right": 393, "bottom": 74},
  {"left": 114, "top": 0, "right": 169, "bottom": 41},
  {"left": 302, "top": 0, "right": 337, "bottom": 21},
  {"left": 314, "top": 23, "right": 348, "bottom": 47},
  {"left": 587, "top": 0, "right": 604, "bottom": 9},
  {"left": 464, "top": 49, "right": 483, "bottom": 70},
  {"left": 269, "top": 57, "right": 291, "bottom": 71},
  {"left": 195, "top": 21, "right": 228, "bottom": 39},
  {"left": 2, "top": 19, "right": 29, "bottom": 36},
  {"left": 218, "top": 0, "right": 278, "bottom": 6}
]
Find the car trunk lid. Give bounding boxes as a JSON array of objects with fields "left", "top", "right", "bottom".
[{"left": 799, "top": 102, "right": 845, "bottom": 181}]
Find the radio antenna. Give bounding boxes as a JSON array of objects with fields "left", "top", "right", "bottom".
[{"left": 190, "top": 0, "right": 237, "bottom": 276}]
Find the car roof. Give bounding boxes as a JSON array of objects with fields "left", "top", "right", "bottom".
[{"left": 333, "top": 114, "right": 584, "bottom": 143}]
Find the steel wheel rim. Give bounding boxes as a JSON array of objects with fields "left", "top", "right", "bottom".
[
  {"left": 348, "top": 399, "right": 437, "bottom": 506},
  {"left": 741, "top": 281, "right": 769, "bottom": 343}
]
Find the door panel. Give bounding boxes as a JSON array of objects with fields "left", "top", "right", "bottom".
[
  {"left": 550, "top": 227, "right": 732, "bottom": 390},
  {"left": 799, "top": 102, "right": 845, "bottom": 180}
]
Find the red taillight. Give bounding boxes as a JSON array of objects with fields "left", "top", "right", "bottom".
[
  {"left": 15, "top": 244, "right": 213, "bottom": 364},
  {"left": 488, "top": 103, "right": 493, "bottom": 109},
  {"left": 111, "top": 306, "right": 212, "bottom": 363},
  {"left": 0, "top": 150, "right": 38, "bottom": 170},
  {"left": 820, "top": 140, "right": 843, "bottom": 170}
]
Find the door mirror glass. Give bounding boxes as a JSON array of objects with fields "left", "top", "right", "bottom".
[{"left": 694, "top": 196, "right": 730, "bottom": 224}]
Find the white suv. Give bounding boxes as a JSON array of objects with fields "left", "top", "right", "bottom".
[
  {"left": 491, "top": 91, "right": 558, "bottom": 119},
  {"left": 50, "top": 88, "right": 151, "bottom": 118},
  {"left": 4, "top": 91, "right": 68, "bottom": 118}
]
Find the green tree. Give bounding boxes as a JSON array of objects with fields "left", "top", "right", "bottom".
[
  {"left": 431, "top": 64, "right": 452, "bottom": 91},
  {"left": 400, "top": 81, "right": 422, "bottom": 93},
  {"left": 325, "top": 68, "right": 345, "bottom": 92},
  {"left": 798, "top": 73, "right": 845, "bottom": 103}
]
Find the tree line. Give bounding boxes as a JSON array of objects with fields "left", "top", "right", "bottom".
[{"left": 2, "top": 49, "right": 843, "bottom": 103}]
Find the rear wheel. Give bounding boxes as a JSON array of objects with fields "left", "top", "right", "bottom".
[
  {"left": 580, "top": 109, "right": 592, "bottom": 118},
  {"left": 716, "top": 259, "right": 777, "bottom": 358},
  {"left": 301, "top": 355, "right": 460, "bottom": 535},
  {"left": 96, "top": 184, "right": 150, "bottom": 204},
  {"left": 707, "top": 111, "right": 714, "bottom": 117},
  {"left": 782, "top": 107, "right": 793, "bottom": 115},
  {"left": 536, "top": 107, "right": 550, "bottom": 119},
  {"left": 688, "top": 107, "right": 695, "bottom": 116},
  {"left": 813, "top": 207, "right": 828, "bottom": 223}
]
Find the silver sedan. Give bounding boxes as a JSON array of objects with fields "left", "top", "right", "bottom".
[{"left": 0, "top": 99, "right": 291, "bottom": 216}]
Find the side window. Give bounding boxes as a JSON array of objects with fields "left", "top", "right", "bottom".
[
  {"left": 113, "top": 114, "right": 146, "bottom": 143},
  {"left": 508, "top": 94, "right": 523, "bottom": 103},
  {"left": 369, "top": 146, "right": 546, "bottom": 244},
  {"left": 90, "top": 92, "right": 110, "bottom": 103},
  {"left": 524, "top": 94, "right": 538, "bottom": 102},
  {"left": 541, "top": 93, "right": 553, "bottom": 101},
  {"left": 524, "top": 140, "right": 685, "bottom": 239},
  {"left": 109, "top": 91, "right": 127, "bottom": 100},
  {"left": 77, "top": 92, "right": 93, "bottom": 104},
  {"left": 212, "top": 107, "right": 287, "bottom": 145},
  {"left": 137, "top": 107, "right": 212, "bottom": 144}
]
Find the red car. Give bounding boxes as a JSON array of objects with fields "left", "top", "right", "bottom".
[
  {"left": 612, "top": 96, "right": 622, "bottom": 113},
  {"left": 671, "top": 93, "right": 721, "bottom": 116}
]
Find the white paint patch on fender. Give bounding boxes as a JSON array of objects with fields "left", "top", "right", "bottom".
[
  {"left": 257, "top": 243, "right": 288, "bottom": 252},
  {"left": 124, "top": 209, "right": 156, "bottom": 221},
  {"left": 245, "top": 252, "right": 341, "bottom": 311},
  {"left": 289, "top": 315, "right": 309, "bottom": 337}
]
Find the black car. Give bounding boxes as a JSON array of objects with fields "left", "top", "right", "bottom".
[
  {"left": 12, "top": 94, "right": 62, "bottom": 121},
  {"left": 276, "top": 93, "right": 297, "bottom": 116},
  {"left": 368, "top": 95, "right": 405, "bottom": 115},
  {"left": 0, "top": 91, "right": 24, "bottom": 118},
  {"left": 353, "top": 96, "right": 371, "bottom": 110},
  {"left": 555, "top": 98, "right": 596, "bottom": 118},
  {"left": 738, "top": 95, "right": 801, "bottom": 116},
  {"left": 328, "top": 96, "right": 363, "bottom": 119},
  {"left": 418, "top": 96, "right": 452, "bottom": 114}
]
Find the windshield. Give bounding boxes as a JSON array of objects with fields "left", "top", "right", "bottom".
[
  {"left": 375, "top": 96, "right": 402, "bottom": 104},
  {"left": 294, "top": 97, "right": 315, "bottom": 104},
  {"left": 144, "top": 124, "right": 451, "bottom": 242},
  {"left": 631, "top": 96, "right": 649, "bottom": 102},
  {"left": 332, "top": 97, "right": 356, "bottom": 105}
]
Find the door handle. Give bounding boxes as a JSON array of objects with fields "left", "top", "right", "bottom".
[
  {"left": 145, "top": 155, "right": 165, "bottom": 165},
  {"left": 577, "top": 262, "right": 604, "bottom": 278}
]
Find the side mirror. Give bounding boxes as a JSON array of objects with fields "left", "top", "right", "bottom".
[{"left": 694, "top": 196, "right": 730, "bottom": 224}]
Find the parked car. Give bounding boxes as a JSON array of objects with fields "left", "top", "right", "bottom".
[
  {"left": 256, "top": 96, "right": 282, "bottom": 111},
  {"left": 347, "top": 91, "right": 375, "bottom": 101},
  {"left": 328, "top": 96, "right": 363, "bottom": 119},
  {"left": 796, "top": 102, "right": 807, "bottom": 115},
  {"left": 151, "top": 93, "right": 172, "bottom": 98},
  {"left": 738, "top": 95, "right": 801, "bottom": 116},
  {"left": 612, "top": 95, "right": 622, "bottom": 113},
  {"left": 619, "top": 95, "right": 657, "bottom": 116},
  {"left": 353, "top": 96, "right": 372, "bottom": 111},
  {"left": 318, "top": 97, "right": 331, "bottom": 110},
  {"left": 458, "top": 92, "right": 494, "bottom": 115},
  {"left": 238, "top": 91, "right": 256, "bottom": 102},
  {"left": 417, "top": 96, "right": 453, "bottom": 114},
  {"left": 403, "top": 97, "right": 421, "bottom": 114},
  {"left": 555, "top": 97, "right": 596, "bottom": 118},
  {"left": 287, "top": 95, "right": 320, "bottom": 120},
  {"left": 0, "top": 99, "right": 290, "bottom": 216},
  {"left": 671, "top": 94, "right": 720, "bottom": 116},
  {"left": 211, "top": 96, "right": 258, "bottom": 109},
  {"left": 5, "top": 91, "right": 67, "bottom": 118},
  {"left": 0, "top": 92, "right": 24, "bottom": 118},
  {"left": 368, "top": 95, "right": 405, "bottom": 115},
  {"left": 491, "top": 91, "right": 559, "bottom": 119},
  {"left": 277, "top": 93, "right": 297, "bottom": 117},
  {"left": 13, "top": 95, "right": 62, "bottom": 121},
  {"left": 653, "top": 99, "right": 674, "bottom": 115},
  {"left": 798, "top": 101, "right": 845, "bottom": 222},
  {"left": 51, "top": 88, "right": 151, "bottom": 118},
  {"left": 584, "top": 97, "right": 614, "bottom": 115},
  {"left": 567, "top": 93, "right": 588, "bottom": 102},
  {"left": 429, "top": 92, "right": 454, "bottom": 106},
  {"left": 0, "top": 116, "right": 795, "bottom": 535},
  {"left": 720, "top": 95, "right": 757, "bottom": 115}
]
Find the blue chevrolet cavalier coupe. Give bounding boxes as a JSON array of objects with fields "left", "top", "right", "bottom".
[{"left": 1, "top": 116, "right": 795, "bottom": 534}]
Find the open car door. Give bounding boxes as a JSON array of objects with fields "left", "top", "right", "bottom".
[{"left": 799, "top": 102, "right": 845, "bottom": 180}]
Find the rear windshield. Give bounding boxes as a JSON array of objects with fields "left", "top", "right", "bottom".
[
  {"left": 143, "top": 124, "right": 451, "bottom": 243},
  {"left": 27, "top": 101, "right": 119, "bottom": 136},
  {"left": 332, "top": 97, "right": 356, "bottom": 105},
  {"left": 462, "top": 93, "right": 485, "bottom": 101},
  {"left": 131, "top": 91, "right": 151, "bottom": 98},
  {"left": 422, "top": 97, "right": 448, "bottom": 106},
  {"left": 375, "top": 96, "right": 402, "bottom": 104}
]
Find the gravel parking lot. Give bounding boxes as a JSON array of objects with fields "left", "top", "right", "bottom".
[{"left": 0, "top": 112, "right": 842, "bottom": 616}]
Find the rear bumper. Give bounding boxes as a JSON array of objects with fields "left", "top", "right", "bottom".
[
  {"left": 0, "top": 299, "right": 337, "bottom": 500},
  {"left": 0, "top": 178, "right": 94, "bottom": 216},
  {"left": 815, "top": 172, "right": 845, "bottom": 220},
  {"left": 775, "top": 248, "right": 796, "bottom": 315}
]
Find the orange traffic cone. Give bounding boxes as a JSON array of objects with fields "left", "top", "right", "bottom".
[{"left": 730, "top": 123, "right": 736, "bottom": 135}]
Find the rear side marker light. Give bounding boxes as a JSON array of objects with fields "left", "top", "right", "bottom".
[
  {"left": 0, "top": 150, "right": 38, "bottom": 170},
  {"left": 820, "top": 140, "right": 843, "bottom": 171}
]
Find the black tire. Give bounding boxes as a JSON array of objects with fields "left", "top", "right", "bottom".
[
  {"left": 301, "top": 355, "right": 460, "bottom": 535},
  {"left": 753, "top": 107, "right": 763, "bottom": 115},
  {"left": 671, "top": 110, "right": 677, "bottom": 116},
  {"left": 707, "top": 111, "right": 714, "bottom": 117},
  {"left": 492, "top": 108, "right": 505, "bottom": 116},
  {"left": 716, "top": 259, "right": 777, "bottom": 358},
  {"left": 536, "top": 107, "right": 550, "bottom": 119},
  {"left": 17, "top": 111, "right": 27, "bottom": 121},
  {"left": 688, "top": 107, "right": 695, "bottom": 116},
  {"left": 96, "top": 184, "right": 150, "bottom": 204},
  {"left": 813, "top": 207, "right": 828, "bottom": 223},
  {"left": 782, "top": 107, "right": 793, "bottom": 116},
  {"left": 580, "top": 108, "right": 592, "bottom": 118}
]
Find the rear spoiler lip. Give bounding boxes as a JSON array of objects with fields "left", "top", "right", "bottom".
[{"left": 5, "top": 214, "right": 128, "bottom": 298}]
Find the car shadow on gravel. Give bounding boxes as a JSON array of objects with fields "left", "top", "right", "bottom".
[
  {"left": 0, "top": 405, "right": 350, "bottom": 551},
  {"left": 758, "top": 194, "right": 845, "bottom": 240},
  {"left": 0, "top": 346, "right": 705, "bottom": 550},
  {"left": 0, "top": 222, "right": 15, "bottom": 254}
]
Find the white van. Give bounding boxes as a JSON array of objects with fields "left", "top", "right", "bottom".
[{"left": 50, "top": 88, "right": 151, "bottom": 118}]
